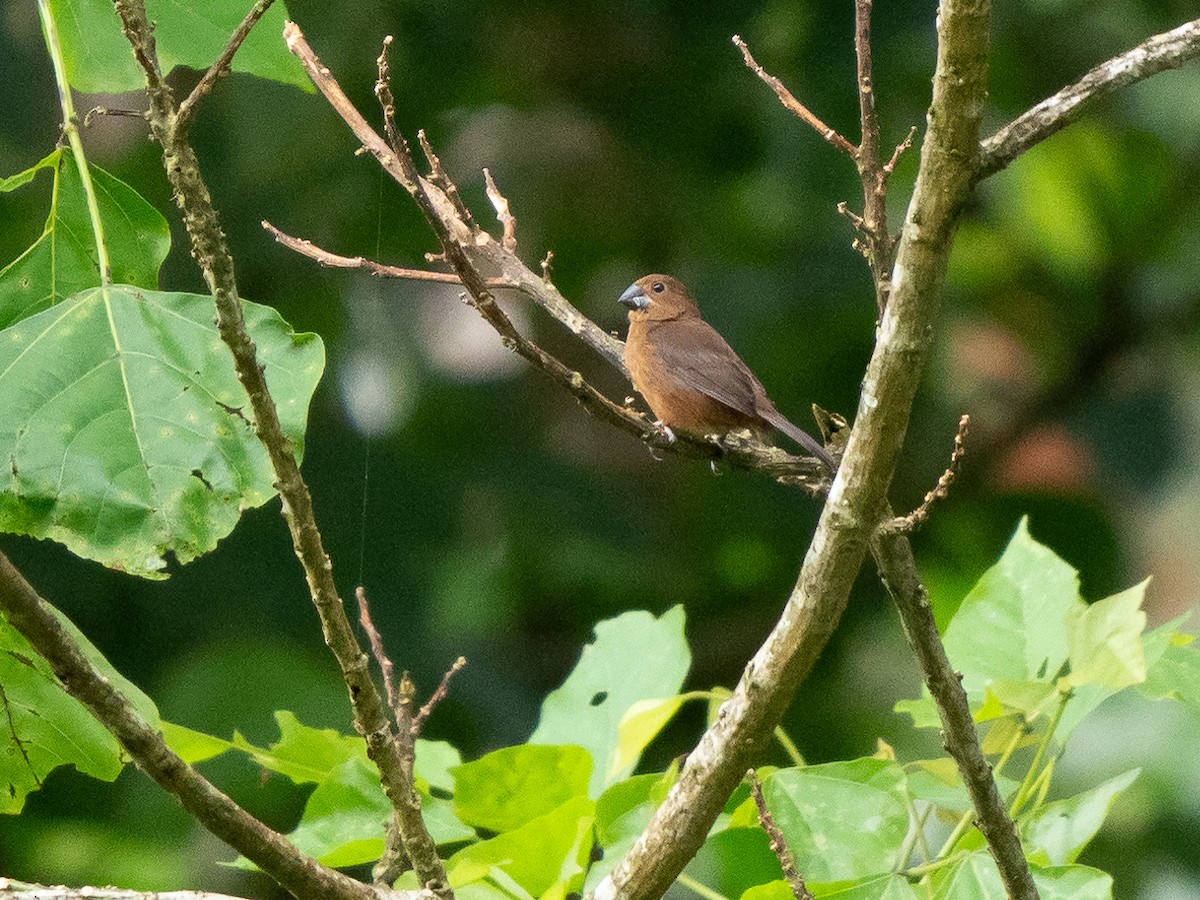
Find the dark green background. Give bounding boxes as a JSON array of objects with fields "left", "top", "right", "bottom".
[{"left": 2, "top": 0, "right": 1198, "bottom": 896}]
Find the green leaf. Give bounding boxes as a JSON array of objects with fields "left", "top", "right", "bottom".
[
  {"left": 586, "top": 774, "right": 662, "bottom": 893},
  {"left": 160, "top": 721, "right": 232, "bottom": 765},
  {"left": 1019, "top": 769, "right": 1139, "bottom": 866},
  {"left": 812, "top": 873, "right": 920, "bottom": 898},
  {"left": 48, "top": 0, "right": 308, "bottom": 93},
  {"left": 1064, "top": 581, "right": 1148, "bottom": 690},
  {"left": 929, "top": 853, "right": 1112, "bottom": 899},
  {"left": 0, "top": 152, "right": 169, "bottom": 329},
  {"left": 762, "top": 759, "right": 910, "bottom": 884},
  {"left": 447, "top": 796, "right": 594, "bottom": 897},
  {"left": 943, "top": 518, "right": 1081, "bottom": 698},
  {"left": 740, "top": 882, "right": 798, "bottom": 900},
  {"left": 531, "top": 606, "right": 690, "bottom": 795},
  {"left": 1137, "top": 618, "right": 1200, "bottom": 705},
  {"left": 613, "top": 692, "right": 705, "bottom": 778},
  {"left": 0, "top": 604, "right": 159, "bottom": 813},
  {"left": 0, "top": 286, "right": 324, "bottom": 577},
  {"left": 232, "top": 710, "right": 362, "bottom": 784},
  {"left": 452, "top": 744, "right": 591, "bottom": 833}
]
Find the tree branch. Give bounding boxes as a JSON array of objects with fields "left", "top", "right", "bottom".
[
  {"left": 279, "top": 23, "right": 830, "bottom": 492},
  {"left": 108, "top": 3, "right": 448, "bottom": 893},
  {"left": 978, "top": 17, "right": 1200, "bottom": 179},
  {"left": 176, "top": 0, "right": 277, "bottom": 131},
  {"left": 868, "top": 526, "right": 1033, "bottom": 896},
  {"left": 0, "top": 555, "right": 376, "bottom": 900},
  {"left": 732, "top": 35, "right": 857, "bottom": 158},
  {"left": 592, "top": 1, "right": 1001, "bottom": 897}
]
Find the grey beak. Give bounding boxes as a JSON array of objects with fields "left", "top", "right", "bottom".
[{"left": 618, "top": 283, "right": 649, "bottom": 311}]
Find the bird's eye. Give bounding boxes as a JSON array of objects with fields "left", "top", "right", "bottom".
[{"left": 651, "top": 281, "right": 665, "bottom": 293}]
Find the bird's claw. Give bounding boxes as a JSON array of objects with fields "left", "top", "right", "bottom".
[{"left": 651, "top": 421, "right": 676, "bottom": 444}]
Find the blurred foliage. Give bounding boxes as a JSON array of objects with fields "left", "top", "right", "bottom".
[{"left": 1, "top": 0, "right": 1198, "bottom": 896}]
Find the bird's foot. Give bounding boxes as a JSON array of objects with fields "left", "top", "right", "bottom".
[{"left": 650, "top": 420, "right": 676, "bottom": 444}]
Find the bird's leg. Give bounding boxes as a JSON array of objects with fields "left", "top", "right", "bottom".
[{"left": 650, "top": 420, "right": 677, "bottom": 444}]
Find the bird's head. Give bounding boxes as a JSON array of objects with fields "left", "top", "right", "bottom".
[{"left": 618, "top": 274, "right": 700, "bottom": 322}]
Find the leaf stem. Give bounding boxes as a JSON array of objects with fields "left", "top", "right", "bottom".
[
  {"left": 1009, "top": 689, "right": 1070, "bottom": 818},
  {"left": 37, "top": 0, "right": 111, "bottom": 285}
]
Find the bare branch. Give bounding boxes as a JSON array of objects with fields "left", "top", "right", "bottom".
[
  {"left": 869, "top": 524, "right": 1034, "bottom": 899},
  {"left": 733, "top": 35, "right": 857, "bottom": 158},
  {"left": 356, "top": 586, "right": 397, "bottom": 710},
  {"left": 540, "top": 250, "right": 555, "bottom": 283},
  {"left": 978, "top": 17, "right": 1200, "bottom": 179},
  {"left": 747, "top": 771, "right": 814, "bottom": 900},
  {"left": 884, "top": 125, "right": 918, "bottom": 176},
  {"left": 261, "top": 220, "right": 511, "bottom": 286},
  {"left": 0, "top": 554, "right": 375, "bottom": 900},
  {"left": 281, "top": 21, "right": 830, "bottom": 491},
  {"left": 177, "top": 0, "right": 276, "bottom": 131},
  {"left": 483, "top": 168, "right": 517, "bottom": 252},
  {"left": 886, "top": 413, "right": 969, "bottom": 532},
  {"left": 413, "top": 656, "right": 468, "bottom": 736}
]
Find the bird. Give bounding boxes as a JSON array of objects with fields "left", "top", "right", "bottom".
[{"left": 618, "top": 274, "right": 834, "bottom": 469}]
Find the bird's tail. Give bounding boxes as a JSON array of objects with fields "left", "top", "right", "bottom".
[{"left": 760, "top": 407, "right": 835, "bottom": 469}]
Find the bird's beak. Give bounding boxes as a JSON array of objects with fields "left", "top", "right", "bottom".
[{"left": 618, "top": 283, "right": 649, "bottom": 311}]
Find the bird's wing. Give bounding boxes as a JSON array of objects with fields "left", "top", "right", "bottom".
[
  {"left": 650, "top": 318, "right": 834, "bottom": 467},
  {"left": 647, "top": 317, "right": 762, "bottom": 418}
]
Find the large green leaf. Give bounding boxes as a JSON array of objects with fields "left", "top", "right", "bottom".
[
  {"left": 1018, "top": 770, "right": 1140, "bottom": 866},
  {"left": 47, "top": 0, "right": 308, "bottom": 93},
  {"left": 0, "top": 151, "right": 169, "bottom": 329},
  {"left": 0, "top": 603, "right": 159, "bottom": 813},
  {"left": 762, "top": 759, "right": 910, "bottom": 885},
  {"left": 0, "top": 286, "right": 323, "bottom": 577},
  {"left": 447, "top": 796, "right": 595, "bottom": 897},
  {"left": 531, "top": 606, "right": 690, "bottom": 795},
  {"left": 929, "top": 853, "right": 1112, "bottom": 899},
  {"left": 452, "top": 744, "right": 591, "bottom": 833}
]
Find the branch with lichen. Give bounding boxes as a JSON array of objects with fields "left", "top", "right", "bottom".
[
  {"left": 978, "top": 17, "right": 1200, "bottom": 179},
  {"left": 106, "top": 0, "right": 449, "bottom": 893}
]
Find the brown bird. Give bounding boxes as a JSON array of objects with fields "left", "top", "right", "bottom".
[{"left": 618, "top": 274, "right": 833, "bottom": 469}]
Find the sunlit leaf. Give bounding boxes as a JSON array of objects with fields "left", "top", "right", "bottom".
[
  {"left": 452, "top": 744, "right": 591, "bottom": 833},
  {"left": 0, "top": 286, "right": 323, "bottom": 577},
  {"left": 48, "top": 0, "right": 308, "bottom": 93},
  {"left": 0, "top": 151, "right": 169, "bottom": 329},
  {"left": 0, "top": 604, "right": 159, "bottom": 813},
  {"left": 531, "top": 606, "right": 690, "bottom": 795}
]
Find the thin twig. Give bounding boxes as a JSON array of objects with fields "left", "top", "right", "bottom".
[
  {"left": 483, "top": 168, "right": 517, "bottom": 252},
  {"left": 374, "top": 35, "right": 407, "bottom": 157},
  {"left": 177, "top": 0, "right": 276, "bottom": 131},
  {"left": 413, "top": 656, "right": 468, "bottom": 736},
  {"left": 747, "top": 770, "right": 814, "bottom": 900},
  {"left": 884, "top": 125, "right": 918, "bottom": 176},
  {"left": 261, "top": 220, "right": 511, "bottom": 286},
  {"left": 418, "top": 130, "right": 476, "bottom": 228},
  {"left": 978, "top": 17, "right": 1200, "bottom": 179},
  {"left": 887, "top": 413, "right": 969, "bottom": 532},
  {"left": 852, "top": 0, "right": 896, "bottom": 314},
  {"left": 356, "top": 586, "right": 397, "bottom": 710},
  {"left": 733, "top": 35, "right": 857, "bottom": 158},
  {"left": 540, "top": 250, "right": 554, "bottom": 283}
]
